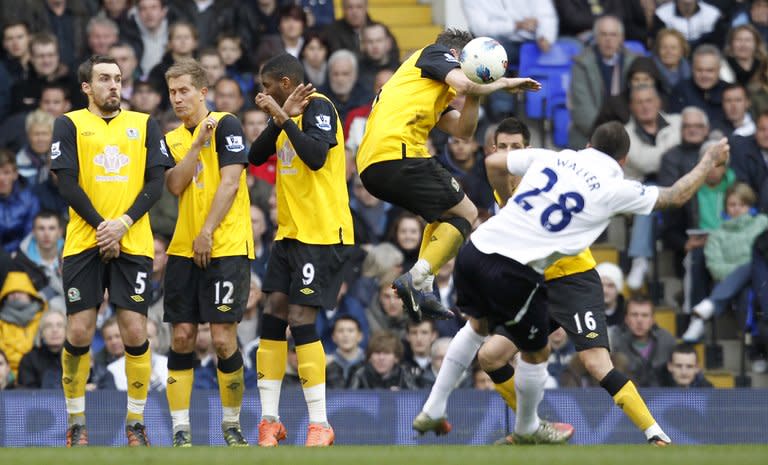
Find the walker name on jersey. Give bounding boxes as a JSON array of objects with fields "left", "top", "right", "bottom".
[
  {"left": 556, "top": 158, "right": 601, "bottom": 191},
  {"left": 94, "top": 145, "right": 129, "bottom": 182}
]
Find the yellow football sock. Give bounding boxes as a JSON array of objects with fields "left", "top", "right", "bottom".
[
  {"left": 420, "top": 221, "right": 465, "bottom": 274},
  {"left": 257, "top": 339, "right": 287, "bottom": 382},
  {"left": 166, "top": 368, "right": 194, "bottom": 420},
  {"left": 419, "top": 222, "right": 440, "bottom": 257},
  {"left": 125, "top": 342, "right": 151, "bottom": 425},
  {"left": 493, "top": 376, "right": 517, "bottom": 411},
  {"left": 296, "top": 340, "right": 326, "bottom": 388},
  {"left": 62, "top": 343, "right": 90, "bottom": 423},
  {"left": 217, "top": 350, "right": 245, "bottom": 425},
  {"left": 613, "top": 380, "right": 656, "bottom": 431}
]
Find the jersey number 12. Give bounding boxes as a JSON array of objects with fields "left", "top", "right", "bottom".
[{"left": 512, "top": 168, "right": 585, "bottom": 232}]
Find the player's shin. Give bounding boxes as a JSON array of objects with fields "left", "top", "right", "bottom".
[
  {"left": 217, "top": 350, "right": 245, "bottom": 427},
  {"left": 599, "top": 368, "right": 668, "bottom": 442},
  {"left": 62, "top": 340, "right": 91, "bottom": 426},
  {"left": 418, "top": 218, "right": 471, "bottom": 284},
  {"left": 257, "top": 314, "right": 288, "bottom": 420},
  {"left": 292, "top": 324, "right": 328, "bottom": 425},
  {"left": 166, "top": 349, "right": 196, "bottom": 433},
  {"left": 487, "top": 364, "right": 517, "bottom": 411},
  {"left": 514, "top": 357, "right": 548, "bottom": 435},
  {"left": 124, "top": 340, "right": 151, "bottom": 425}
]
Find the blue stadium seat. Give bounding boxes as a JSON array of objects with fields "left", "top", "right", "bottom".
[
  {"left": 301, "top": 0, "right": 335, "bottom": 27},
  {"left": 518, "top": 41, "right": 581, "bottom": 120},
  {"left": 551, "top": 102, "right": 570, "bottom": 148},
  {"left": 624, "top": 40, "right": 649, "bottom": 56}
]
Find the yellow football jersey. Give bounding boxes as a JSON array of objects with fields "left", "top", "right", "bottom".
[
  {"left": 273, "top": 93, "right": 354, "bottom": 245},
  {"left": 53, "top": 109, "right": 159, "bottom": 258},
  {"left": 165, "top": 112, "right": 254, "bottom": 259},
  {"left": 357, "top": 44, "right": 459, "bottom": 174}
]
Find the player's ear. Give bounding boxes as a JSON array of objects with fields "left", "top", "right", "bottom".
[
  {"left": 200, "top": 86, "right": 208, "bottom": 99},
  {"left": 81, "top": 82, "right": 90, "bottom": 96}
]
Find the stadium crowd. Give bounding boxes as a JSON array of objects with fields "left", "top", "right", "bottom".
[{"left": 0, "top": 0, "right": 766, "bottom": 395}]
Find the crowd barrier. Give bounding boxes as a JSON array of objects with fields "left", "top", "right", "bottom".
[{"left": 1, "top": 388, "right": 767, "bottom": 446}]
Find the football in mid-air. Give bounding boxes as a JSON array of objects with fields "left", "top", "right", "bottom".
[{"left": 459, "top": 37, "right": 508, "bottom": 84}]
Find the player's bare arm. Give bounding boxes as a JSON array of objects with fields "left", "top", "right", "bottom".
[
  {"left": 192, "top": 163, "right": 243, "bottom": 268},
  {"left": 436, "top": 95, "right": 481, "bottom": 139},
  {"left": 654, "top": 138, "right": 729, "bottom": 210},
  {"left": 444, "top": 68, "right": 541, "bottom": 96},
  {"left": 485, "top": 150, "right": 515, "bottom": 205},
  {"left": 166, "top": 117, "right": 217, "bottom": 196}
]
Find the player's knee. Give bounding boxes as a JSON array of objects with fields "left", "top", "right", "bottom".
[
  {"left": 286, "top": 306, "right": 317, "bottom": 327},
  {"left": 580, "top": 348, "right": 612, "bottom": 380},
  {"left": 171, "top": 330, "right": 196, "bottom": 352},
  {"left": 211, "top": 335, "right": 236, "bottom": 360},
  {"left": 265, "top": 294, "right": 289, "bottom": 320},
  {"left": 477, "top": 345, "right": 504, "bottom": 372},
  {"left": 66, "top": 323, "right": 93, "bottom": 346},
  {"left": 444, "top": 216, "right": 473, "bottom": 241},
  {"left": 520, "top": 345, "right": 549, "bottom": 364}
]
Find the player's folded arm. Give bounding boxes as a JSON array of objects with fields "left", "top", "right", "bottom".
[{"left": 248, "top": 119, "right": 281, "bottom": 166}]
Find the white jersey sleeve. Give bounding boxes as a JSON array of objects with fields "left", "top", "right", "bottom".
[
  {"left": 608, "top": 180, "right": 659, "bottom": 216},
  {"left": 506, "top": 148, "right": 555, "bottom": 176}
]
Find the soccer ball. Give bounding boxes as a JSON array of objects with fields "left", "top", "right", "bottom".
[{"left": 459, "top": 37, "right": 508, "bottom": 84}]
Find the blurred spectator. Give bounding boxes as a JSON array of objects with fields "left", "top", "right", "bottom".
[
  {"left": 347, "top": 241, "right": 403, "bottom": 314},
  {"left": 248, "top": 205, "right": 271, "bottom": 282},
  {"left": 729, "top": 112, "right": 768, "bottom": 212},
  {"left": 147, "top": 235, "right": 169, "bottom": 322},
  {"left": 129, "top": 79, "right": 163, "bottom": 117},
  {"left": 109, "top": 41, "right": 140, "bottom": 100},
  {"left": 472, "top": 364, "right": 494, "bottom": 390},
  {"left": 254, "top": 5, "right": 307, "bottom": 67},
  {"left": 594, "top": 56, "right": 667, "bottom": 129},
  {"left": 387, "top": 212, "right": 423, "bottom": 272},
  {"left": 168, "top": 0, "right": 237, "bottom": 49},
  {"left": 555, "top": 0, "right": 648, "bottom": 43},
  {"left": 344, "top": 68, "right": 393, "bottom": 156},
  {"left": 102, "top": 317, "right": 169, "bottom": 391},
  {"left": 216, "top": 33, "right": 255, "bottom": 98},
  {"left": 10, "top": 33, "right": 80, "bottom": 114},
  {"left": 659, "top": 343, "right": 713, "bottom": 387},
  {"left": 683, "top": 183, "right": 768, "bottom": 341},
  {"left": 34, "top": 0, "right": 91, "bottom": 71},
  {"left": 15, "top": 210, "right": 65, "bottom": 303},
  {"left": 15, "top": 110, "right": 54, "bottom": 186},
  {"left": 0, "top": 348, "right": 14, "bottom": 389},
  {"left": 320, "top": 49, "right": 372, "bottom": 123},
  {"left": 623, "top": 85, "right": 682, "bottom": 181},
  {"left": 463, "top": 0, "right": 558, "bottom": 64},
  {"left": 126, "top": 0, "right": 171, "bottom": 78},
  {"left": 325, "top": 316, "right": 365, "bottom": 388},
  {"left": 357, "top": 23, "right": 399, "bottom": 93},
  {"left": 596, "top": 262, "right": 626, "bottom": 330},
  {"left": 746, "top": 0, "right": 768, "bottom": 44},
  {"left": 1, "top": 20, "right": 31, "bottom": 83},
  {"left": 433, "top": 258, "right": 460, "bottom": 337},
  {"left": 213, "top": 77, "right": 244, "bottom": 115},
  {"left": 545, "top": 328, "right": 575, "bottom": 389},
  {"left": 349, "top": 174, "right": 394, "bottom": 246},
  {"left": 85, "top": 16, "right": 119, "bottom": 58},
  {"left": 148, "top": 20, "right": 198, "bottom": 109},
  {"left": 242, "top": 108, "right": 269, "bottom": 152},
  {"left": 418, "top": 337, "right": 469, "bottom": 389},
  {"left": 569, "top": 15, "right": 638, "bottom": 148},
  {"left": 0, "top": 149, "right": 39, "bottom": 253},
  {"left": 199, "top": 47, "right": 225, "bottom": 89},
  {"left": 365, "top": 278, "right": 408, "bottom": 341},
  {"left": 1, "top": 83, "right": 70, "bottom": 154},
  {"left": 16, "top": 309, "right": 64, "bottom": 388},
  {"left": 348, "top": 330, "right": 419, "bottom": 390},
  {"left": 652, "top": 0, "right": 724, "bottom": 49},
  {"left": 238, "top": 273, "right": 263, "bottom": 346},
  {"left": 722, "top": 83, "right": 755, "bottom": 136},
  {"left": 652, "top": 28, "right": 691, "bottom": 102},
  {"left": 720, "top": 23, "right": 766, "bottom": 87},
  {"left": 404, "top": 320, "right": 438, "bottom": 373},
  {"left": 90, "top": 316, "right": 124, "bottom": 388},
  {"left": 237, "top": 0, "right": 278, "bottom": 52},
  {"left": 98, "top": 0, "right": 132, "bottom": 26},
  {"left": 610, "top": 295, "right": 676, "bottom": 387},
  {"left": 300, "top": 31, "right": 330, "bottom": 88},
  {"left": 669, "top": 44, "right": 729, "bottom": 130},
  {"left": 324, "top": 0, "right": 370, "bottom": 54},
  {"left": 0, "top": 271, "right": 46, "bottom": 375},
  {"left": 437, "top": 135, "right": 494, "bottom": 210}
]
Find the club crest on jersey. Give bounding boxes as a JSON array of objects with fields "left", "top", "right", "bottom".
[
  {"left": 315, "top": 114, "right": 332, "bottom": 131},
  {"left": 126, "top": 128, "right": 139, "bottom": 139},
  {"left": 225, "top": 135, "right": 245, "bottom": 152},
  {"left": 193, "top": 161, "right": 204, "bottom": 188},
  {"left": 51, "top": 141, "right": 61, "bottom": 159},
  {"left": 94, "top": 145, "right": 129, "bottom": 181},
  {"left": 277, "top": 140, "right": 297, "bottom": 174},
  {"left": 67, "top": 287, "right": 80, "bottom": 302}
]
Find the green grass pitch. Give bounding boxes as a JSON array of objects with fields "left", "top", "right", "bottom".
[{"left": 1, "top": 445, "right": 767, "bottom": 465}]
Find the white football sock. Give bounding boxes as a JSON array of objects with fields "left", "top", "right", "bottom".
[
  {"left": 258, "top": 379, "right": 282, "bottom": 421},
  {"left": 644, "top": 423, "right": 671, "bottom": 443},
  {"left": 303, "top": 384, "right": 328, "bottom": 425},
  {"left": 410, "top": 259, "right": 432, "bottom": 289},
  {"left": 422, "top": 322, "right": 485, "bottom": 419},
  {"left": 514, "top": 358, "right": 548, "bottom": 436}
]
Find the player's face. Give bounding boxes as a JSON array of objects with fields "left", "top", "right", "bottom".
[
  {"left": 86, "top": 62, "right": 122, "bottom": 113},
  {"left": 32, "top": 217, "right": 62, "bottom": 250},
  {"left": 3, "top": 24, "right": 29, "bottom": 58},
  {"left": 407, "top": 323, "right": 436, "bottom": 356},
  {"left": 692, "top": 54, "right": 720, "bottom": 90},
  {"left": 260, "top": 74, "right": 291, "bottom": 107},
  {"left": 0, "top": 163, "right": 19, "bottom": 196},
  {"left": 369, "top": 351, "right": 398, "bottom": 376},
  {"left": 667, "top": 352, "right": 699, "bottom": 387},
  {"left": 726, "top": 194, "right": 750, "bottom": 219},
  {"left": 494, "top": 133, "right": 527, "bottom": 152},
  {"left": 102, "top": 323, "right": 125, "bottom": 357},
  {"left": 42, "top": 311, "right": 66, "bottom": 350},
  {"left": 723, "top": 88, "right": 749, "bottom": 123},
  {"left": 28, "top": 122, "right": 53, "bottom": 156},
  {"left": 396, "top": 218, "right": 422, "bottom": 252},
  {"left": 625, "top": 302, "right": 654, "bottom": 338},
  {"left": 332, "top": 320, "right": 362, "bottom": 352},
  {"left": 601, "top": 276, "right": 618, "bottom": 307},
  {"left": 379, "top": 286, "right": 404, "bottom": 318},
  {"left": 168, "top": 75, "right": 206, "bottom": 120}
]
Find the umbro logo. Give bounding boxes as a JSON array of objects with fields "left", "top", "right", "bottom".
[
  {"left": 226, "top": 382, "right": 241, "bottom": 390},
  {"left": 300, "top": 377, "right": 308, "bottom": 385},
  {"left": 132, "top": 381, "right": 144, "bottom": 389},
  {"left": 257, "top": 372, "right": 264, "bottom": 380},
  {"left": 131, "top": 295, "right": 144, "bottom": 302},
  {"left": 217, "top": 304, "right": 232, "bottom": 312},
  {"left": 167, "top": 377, "right": 177, "bottom": 384},
  {"left": 586, "top": 332, "right": 599, "bottom": 339},
  {"left": 299, "top": 288, "right": 314, "bottom": 295},
  {"left": 62, "top": 377, "right": 72, "bottom": 385}
]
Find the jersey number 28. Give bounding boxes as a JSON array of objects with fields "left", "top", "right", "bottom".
[{"left": 512, "top": 168, "right": 585, "bottom": 232}]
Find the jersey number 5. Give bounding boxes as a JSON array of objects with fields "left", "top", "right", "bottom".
[{"left": 512, "top": 168, "right": 585, "bottom": 232}]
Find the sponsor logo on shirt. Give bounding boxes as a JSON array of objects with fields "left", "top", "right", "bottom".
[
  {"left": 225, "top": 135, "right": 245, "bottom": 152},
  {"left": 315, "top": 114, "right": 332, "bottom": 131},
  {"left": 94, "top": 145, "right": 129, "bottom": 182},
  {"left": 51, "top": 141, "right": 61, "bottom": 159}
]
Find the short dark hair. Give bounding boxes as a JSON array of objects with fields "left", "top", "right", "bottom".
[
  {"left": 590, "top": 121, "right": 630, "bottom": 161},
  {"left": 33, "top": 210, "right": 62, "bottom": 227},
  {"left": 435, "top": 28, "right": 473, "bottom": 52},
  {"left": 406, "top": 319, "right": 436, "bottom": 332},
  {"left": 78, "top": 55, "right": 119, "bottom": 84},
  {"left": 627, "top": 294, "right": 653, "bottom": 310},
  {"left": 2, "top": 19, "right": 30, "bottom": 34},
  {"left": 0, "top": 148, "right": 16, "bottom": 168},
  {"left": 41, "top": 82, "right": 70, "bottom": 100},
  {"left": 670, "top": 343, "right": 698, "bottom": 362},
  {"left": 332, "top": 315, "right": 362, "bottom": 333},
  {"left": 215, "top": 76, "right": 243, "bottom": 96},
  {"left": 495, "top": 117, "right": 530, "bottom": 146},
  {"left": 366, "top": 330, "right": 404, "bottom": 360},
  {"left": 723, "top": 82, "right": 748, "bottom": 98},
  {"left": 261, "top": 53, "right": 305, "bottom": 85}
]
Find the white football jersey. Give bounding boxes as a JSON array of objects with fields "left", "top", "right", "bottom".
[{"left": 471, "top": 147, "right": 659, "bottom": 271}]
